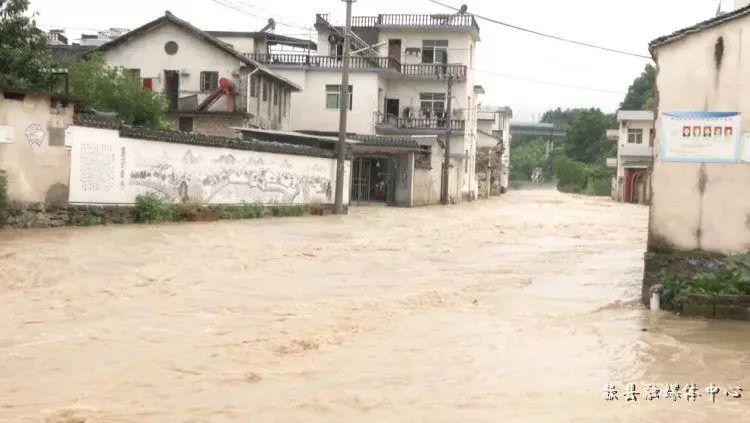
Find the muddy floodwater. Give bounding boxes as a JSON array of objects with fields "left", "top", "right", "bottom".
[{"left": 2, "top": 189, "right": 750, "bottom": 422}]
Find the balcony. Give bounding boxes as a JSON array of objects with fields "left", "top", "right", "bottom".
[
  {"left": 401, "top": 63, "right": 466, "bottom": 79},
  {"left": 375, "top": 111, "right": 465, "bottom": 135},
  {"left": 349, "top": 14, "right": 479, "bottom": 32},
  {"left": 620, "top": 142, "right": 654, "bottom": 157},
  {"left": 248, "top": 53, "right": 467, "bottom": 81},
  {"left": 247, "top": 53, "right": 401, "bottom": 72}
]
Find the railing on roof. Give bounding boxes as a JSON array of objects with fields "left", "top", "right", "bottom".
[
  {"left": 350, "top": 14, "right": 479, "bottom": 31},
  {"left": 247, "top": 53, "right": 401, "bottom": 71}
]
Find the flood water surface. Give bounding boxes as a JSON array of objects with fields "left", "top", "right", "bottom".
[{"left": 1, "top": 190, "right": 749, "bottom": 422}]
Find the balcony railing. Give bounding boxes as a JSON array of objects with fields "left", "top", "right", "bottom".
[
  {"left": 401, "top": 63, "right": 467, "bottom": 79},
  {"left": 248, "top": 53, "right": 467, "bottom": 80},
  {"left": 246, "top": 54, "right": 401, "bottom": 71},
  {"left": 350, "top": 14, "right": 479, "bottom": 31},
  {"left": 376, "top": 112, "right": 465, "bottom": 132}
]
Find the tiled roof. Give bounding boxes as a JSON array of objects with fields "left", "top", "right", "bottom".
[
  {"left": 50, "top": 45, "right": 96, "bottom": 62},
  {"left": 349, "top": 135, "right": 422, "bottom": 150},
  {"left": 73, "top": 114, "right": 334, "bottom": 158},
  {"left": 91, "top": 12, "right": 302, "bottom": 91},
  {"left": 650, "top": 5, "right": 750, "bottom": 50}
]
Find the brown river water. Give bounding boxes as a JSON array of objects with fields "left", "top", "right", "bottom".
[{"left": 1, "top": 189, "right": 749, "bottom": 422}]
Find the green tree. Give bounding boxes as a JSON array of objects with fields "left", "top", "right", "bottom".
[
  {"left": 551, "top": 108, "right": 615, "bottom": 165},
  {"left": 64, "top": 54, "right": 168, "bottom": 128},
  {"left": 510, "top": 138, "right": 548, "bottom": 181},
  {"left": 0, "top": 0, "right": 55, "bottom": 90},
  {"left": 620, "top": 64, "right": 656, "bottom": 111}
]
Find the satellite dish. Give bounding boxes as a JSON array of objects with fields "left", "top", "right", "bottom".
[{"left": 459, "top": 4, "right": 468, "bottom": 14}]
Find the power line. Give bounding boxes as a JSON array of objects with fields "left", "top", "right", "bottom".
[
  {"left": 210, "top": 0, "right": 312, "bottom": 32},
  {"left": 427, "top": 0, "right": 652, "bottom": 60},
  {"left": 473, "top": 68, "right": 626, "bottom": 95}
]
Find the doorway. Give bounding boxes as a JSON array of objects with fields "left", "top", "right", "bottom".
[
  {"left": 388, "top": 39, "right": 402, "bottom": 62},
  {"left": 351, "top": 157, "right": 395, "bottom": 204},
  {"left": 385, "top": 99, "right": 400, "bottom": 116},
  {"left": 164, "top": 70, "right": 180, "bottom": 111}
]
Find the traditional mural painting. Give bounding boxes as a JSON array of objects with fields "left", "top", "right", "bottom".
[{"left": 67, "top": 126, "right": 347, "bottom": 205}]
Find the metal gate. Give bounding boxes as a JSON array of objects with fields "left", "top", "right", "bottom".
[{"left": 351, "top": 158, "right": 395, "bottom": 204}]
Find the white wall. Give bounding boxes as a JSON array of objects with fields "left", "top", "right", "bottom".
[
  {"left": 212, "top": 35, "right": 257, "bottom": 55},
  {"left": 274, "top": 69, "right": 380, "bottom": 134},
  {"left": 102, "top": 22, "right": 244, "bottom": 96},
  {"left": 651, "top": 14, "right": 750, "bottom": 253},
  {"left": 0, "top": 95, "right": 74, "bottom": 203},
  {"left": 67, "top": 126, "right": 349, "bottom": 205}
]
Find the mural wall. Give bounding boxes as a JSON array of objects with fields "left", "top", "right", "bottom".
[{"left": 67, "top": 126, "right": 350, "bottom": 205}]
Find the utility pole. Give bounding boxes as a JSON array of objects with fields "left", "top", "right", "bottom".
[
  {"left": 441, "top": 73, "right": 454, "bottom": 205},
  {"left": 334, "top": 0, "right": 354, "bottom": 215}
]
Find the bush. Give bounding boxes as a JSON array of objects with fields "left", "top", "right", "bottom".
[
  {"left": 170, "top": 203, "right": 201, "bottom": 221},
  {"left": 0, "top": 169, "right": 7, "bottom": 209},
  {"left": 554, "top": 155, "right": 587, "bottom": 193},
  {"left": 222, "top": 202, "right": 265, "bottom": 220},
  {"left": 78, "top": 215, "right": 103, "bottom": 226},
  {"left": 134, "top": 193, "right": 172, "bottom": 223},
  {"left": 271, "top": 204, "right": 310, "bottom": 217},
  {"left": 660, "top": 254, "right": 750, "bottom": 309}
]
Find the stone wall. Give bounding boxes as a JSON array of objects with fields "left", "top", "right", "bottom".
[
  {"left": 1, "top": 203, "right": 136, "bottom": 228},
  {"left": 0, "top": 202, "right": 341, "bottom": 229}
]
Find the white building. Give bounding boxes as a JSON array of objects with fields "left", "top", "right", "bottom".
[
  {"left": 477, "top": 105, "right": 512, "bottom": 195},
  {"left": 91, "top": 12, "right": 304, "bottom": 137},
  {"left": 246, "top": 12, "right": 482, "bottom": 203},
  {"left": 607, "top": 110, "right": 655, "bottom": 204},
  {"left": 79, "top": 28, "right": 130, "bottom": 46}
]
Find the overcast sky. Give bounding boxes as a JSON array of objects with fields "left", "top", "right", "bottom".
[{"left": 30, "top": 0, "right": 729, "bottom": 121}]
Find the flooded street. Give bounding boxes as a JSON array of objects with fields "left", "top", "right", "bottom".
[{"left": 2, "top": 189, "right": 750, "bottom": 422}]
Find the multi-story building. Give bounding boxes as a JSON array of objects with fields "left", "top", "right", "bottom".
[
  {"left": 476, "top": 105, "right": 512, "bottom": 196},
  {"left": 246, "top": 12, "right": 481, "bottom": 203},
  {"left": 90, "top": 12, "right": 305, "bottom": 137},
  {"left": 606, "top": 110, "right": 654, "bottom": 204},
  {"left": 47, "top": 30, "right": 68, "bottom": 46},
  {"left": 79, "top": 28, "right": 130, "bottom": 46}
]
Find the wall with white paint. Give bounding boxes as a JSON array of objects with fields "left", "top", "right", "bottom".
[
  {"left": 651, "top": 13, "right": 750, "bottom": 253},
  {"left": 67, "top": 125, "right": 349, "bottom": 206},
  {"left": 0, "top": 94, "right": 74, "bottom": 204}
]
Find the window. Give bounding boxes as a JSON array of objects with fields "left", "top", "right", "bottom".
[
  {"left": 200, "top": 71, "right": 219, "bottom": 92},
  {"left": 124, "top": 68, "right": 141, "bottom": 79},
  {"left": 419, "top": 92, "right": 446, "bottom": 118},
  {"left": 164, "top": 41, "right": 179, "bottom": 55},
  {"left": 422, "top": 40, "right": 448, "bottom": 64},
  {"left": 273, "top": 83, "right": 279, "bottom": 106},
  {"left": 628, "top": 128, "right": 644, "bottom": 144},
  {"left": 326, "top": 84, "right": 353, "bottom": 110},
  {"left": 262, "top": 80, "right": 268, "bottom": 102},
  {"left": 179, "top": 117, "right": 194, "bottom": 132},
  {"left": 250, "top": 76, "right": 258, "bottom": 98}
]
